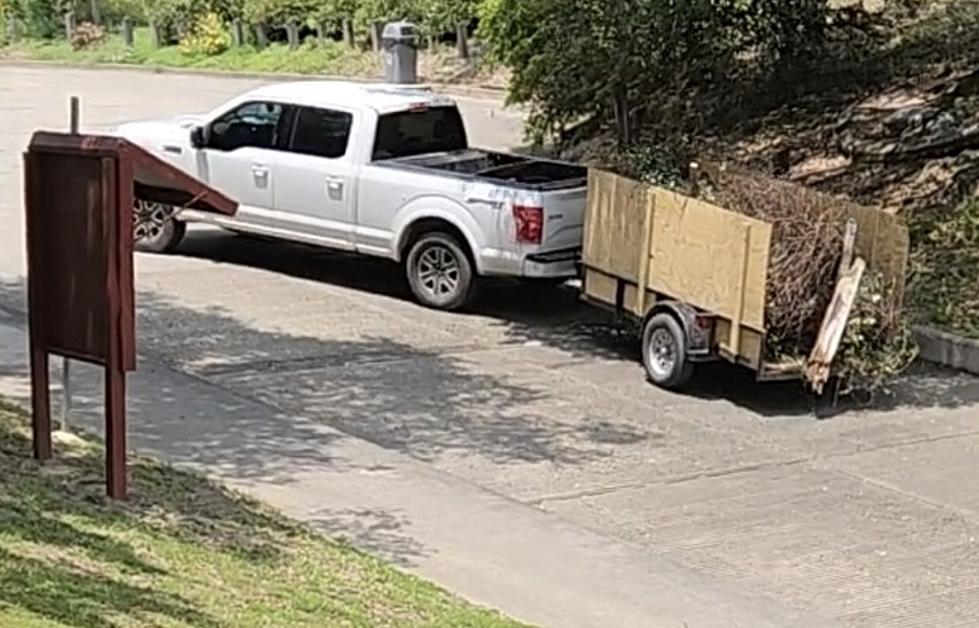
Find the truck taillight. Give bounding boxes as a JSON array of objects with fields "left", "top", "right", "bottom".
[{"left": 513, "top": 204, "right": 543, "bottom": 244}]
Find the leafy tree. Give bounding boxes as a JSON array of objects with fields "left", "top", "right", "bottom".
[{"left": 480, "top": 0, "right": 830, "bottom": 144}]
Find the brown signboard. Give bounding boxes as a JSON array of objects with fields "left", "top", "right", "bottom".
[{"left": 25, "top": 131, "right": 236, "bottom": 498}]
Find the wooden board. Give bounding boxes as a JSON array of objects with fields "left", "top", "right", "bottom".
[
  {"left": 806, "top": 258, "right": 868, "bottom": 393},
  {"left": 846, "top": 204, "right": 909, "bottom": 305},
  {"left": 583, "top": 170, "right": 649, "bottom": 282},
  {"left": 647, "top": 188, "right": 772, "bottom": 335},
  {"left": 26, "top": 152, "right": 110, "bottom": 365}
]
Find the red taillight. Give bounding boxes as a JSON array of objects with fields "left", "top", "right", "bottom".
[{"left": 513, "top": 204, "right": 543, "bottom": 244}]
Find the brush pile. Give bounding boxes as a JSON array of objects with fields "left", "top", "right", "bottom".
[{"left": 703, "top": 167, "right": 846, "bottom": 359}]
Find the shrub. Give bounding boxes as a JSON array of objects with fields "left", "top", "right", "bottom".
[
  {"left": 835, "top": 272, "right": 917, "bottom": 397},
  {"left": 480, "top": 0, "right": 832, "bottom": 144},
  {"left": 147, "top": 0, "right": 241, "bottom": 39},
  {"left": 908, "top": 200, "right": 979, "bottom": 339},
  {"left": 11, "top": 0, "right": 61, "bottom": 38},
  {"left": 179, "top": 11, "right": 230, "bottom": 54},
  {"left": 70, "top": 20, "right": 105, "bottom": 48}
]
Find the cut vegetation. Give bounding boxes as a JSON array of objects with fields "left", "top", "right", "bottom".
[{"left": 0, "top": 400, "right": 524, "bottom": 628}]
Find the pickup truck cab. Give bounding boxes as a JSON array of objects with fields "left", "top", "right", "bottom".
[{"left": 117, "top": 80, "right": 588, "bottom": 310}]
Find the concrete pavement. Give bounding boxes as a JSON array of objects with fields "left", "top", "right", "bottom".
[
  {"left": 0, "top": 309, "right": 827, "bottom": 628},
  {"left": 3, "top": 66, "right": 979, "bottom": 627}
]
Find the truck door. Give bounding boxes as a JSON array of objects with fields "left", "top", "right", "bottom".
[
  {"left": 195, "top": 101, "right": 284, "bottom": 219},
  {"left": 271, "top": 105, "right": 358, "bottom": 249}
]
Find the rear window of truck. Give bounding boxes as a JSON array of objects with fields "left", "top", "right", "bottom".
[{"left": 372, "top": 106, "right": 468, "bottom": 161}]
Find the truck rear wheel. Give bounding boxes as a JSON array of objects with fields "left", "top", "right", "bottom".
[
  {"left": 642, "top": 313, "right": 694, "bottom": 390},
  {"left": 406, "top": 232, "right": 474, "bottom": 311}
]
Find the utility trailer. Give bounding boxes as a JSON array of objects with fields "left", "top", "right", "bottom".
[{"left": 580, "top": 169, "right": 909, "bottom": 390}]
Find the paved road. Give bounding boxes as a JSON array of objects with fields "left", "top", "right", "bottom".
[{"left": 3, "top": 66, "right": 979, "bottom": 627}]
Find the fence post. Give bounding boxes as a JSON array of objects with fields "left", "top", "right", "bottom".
[
  {"left": 286, "top": 19, "right": 300, "bottom": 50},
  {"left": 64, "top": 11, "right": 76, "bottom": 39},
  {"left": 7, "top": 18, "right": 22, "bottom": 43},
  {"left": 370, "top": 20, "right": 384, "bottom": 52},
  {"left": 342, "top": 18, "right": 355, "bottom": 48},
  {"left": 149, "top": 19, "right": 162, "bottom": 48},
  {"left": 255, "top": 22, "right": 269, "bottom": 48},
  {"left": 122, "top": 17, "right": 134, "bottom": 46},
  {"left": 456, "top": 22, "right": 469, "bottom": 59},
  {"left": 231, "top": 18, "right": 245, "bottom": 47}
]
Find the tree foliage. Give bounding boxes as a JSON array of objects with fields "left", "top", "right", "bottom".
[{"left": 480, "top": 0, "right": 831, "bottom": 143}]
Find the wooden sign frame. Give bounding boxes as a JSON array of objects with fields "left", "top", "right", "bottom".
[{"left": 24, "top": 131, "right": 236, "bottom": 498}]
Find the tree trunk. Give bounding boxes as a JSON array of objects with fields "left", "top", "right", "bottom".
[
  {"left": 612, "top": 87, "right": 632, "bottom": 146},
  {"left": 89, "top": 0, "right": 101, "bottom": 25}
]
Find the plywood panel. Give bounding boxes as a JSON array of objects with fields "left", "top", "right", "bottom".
[
  {"left": 27, "top": 153, "right": 109, "bottom": 364},
  {"left": 847, "top": 204, "right": 910, "bottom": 305},
  {"left": 647, "top": 189, "right": 772, "bottom": 334},
  {"left": 583, "top": 169, "right": 648, "bottom": 282},
  {"left": 582, "top": 268, "right": 619, "bottom": 307},
  {"left": 714, "top": 320, "right": 766, "bottom": 369}
]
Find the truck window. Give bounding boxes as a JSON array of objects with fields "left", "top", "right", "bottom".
[
  {"left": 208, "top": 101, "right": 285, "bottom": 152},
  {"left": 372, "top": 106, "right": 468, "bottom": 161},
  {"left": 289, "top": 107, "right": 354, "bottom": 159}
]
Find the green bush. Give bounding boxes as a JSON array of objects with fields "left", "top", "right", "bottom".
[
  {"left": 179, "top": 10, "right": 229, "bottom": 54},
  {"left": 146, "top": 0, "right": 241, "bottom": 37},
  {"left": 479, "top": 0, "right": 831, "bottom": 144},
  {"left": 909, "top": 200, "right": 979, "bottom": 339},
  {"left": 99, "top": 0, "right": 146, "bottom": 24},
  {"left": 242, "top": 0, "right": 316, "bottom": 25},
  {"left": 11, "top": 0, "right": 62, "bottom": 38}
]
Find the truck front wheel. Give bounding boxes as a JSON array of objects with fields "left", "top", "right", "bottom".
[
  {"left": 641, "top": 313, "right": 694, "bottom": 390},
  {"left": 134, "top": 200, "right": 185, "bottom": 253},
  {"left": 406, "top": 232, "right": 474, "bottom": 311}
]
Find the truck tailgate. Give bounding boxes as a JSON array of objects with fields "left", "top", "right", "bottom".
[{"left": 542, "top": 186, "right": 588, "bottom": 251}]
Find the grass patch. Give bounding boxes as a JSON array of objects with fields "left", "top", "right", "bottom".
[
  {"left": 0, "top": 400, "right": 525, "bottom": 627},
  {"left": 0, "top": 28, "right": 382, "bottom": 77}
]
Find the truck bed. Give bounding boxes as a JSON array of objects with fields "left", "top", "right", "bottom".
[{"left": 379, "top": 149, "right": 587, "bottom": 191}]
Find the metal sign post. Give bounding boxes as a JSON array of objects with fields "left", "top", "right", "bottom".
[{"left": 61, "top": 96, "right": 80, "bottom": 432}]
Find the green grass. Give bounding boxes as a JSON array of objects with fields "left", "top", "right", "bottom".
[
  {"left": 0, "top": 400, "right": 525, "bottom": 628},
  {"left": 0, "top": 27, "right": 382, "bottom": 77}
]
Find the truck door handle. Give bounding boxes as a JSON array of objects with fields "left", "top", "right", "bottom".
[
  {"left": 163, "top": 145, "right": 183, "bottom": 155},
  {"left": 325, "top": 176, "right": 344, "bottom": 200}
]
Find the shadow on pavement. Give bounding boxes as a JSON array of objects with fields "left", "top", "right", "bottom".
[
  {"left": 169, "top": 230, "right": 979, "bottom": 418},
  {"left": 0, "top": 272, "right": 650, "bottom": 469}
]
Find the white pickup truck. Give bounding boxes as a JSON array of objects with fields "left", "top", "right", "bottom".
[{"left": 117, "top": 80, "right": 588, "bottom": 310}]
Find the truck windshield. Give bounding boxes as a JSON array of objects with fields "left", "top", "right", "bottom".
[{"left": 372, "top": 106, "right": 468, "bottom": 161}]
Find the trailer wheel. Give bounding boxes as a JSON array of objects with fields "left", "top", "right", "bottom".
[{"left": 642, "top": 313, "right": 694, "bottom": 389}]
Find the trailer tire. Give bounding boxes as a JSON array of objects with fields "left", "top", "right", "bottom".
[{"left": 642, "top": 313, "right": 694, "bottom": 390}]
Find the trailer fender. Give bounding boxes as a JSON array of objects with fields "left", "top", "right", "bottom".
[{"left": 644, "top": 302, "right": 712, "bottom": 359}]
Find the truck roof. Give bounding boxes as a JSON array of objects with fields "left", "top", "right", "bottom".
[{"left": 242, "top": 80, "right": 457, "bottom": 115}]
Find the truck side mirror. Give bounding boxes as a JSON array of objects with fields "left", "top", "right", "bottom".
[{"left": 190, "top": 126, "right": 206, "bottom": 149}]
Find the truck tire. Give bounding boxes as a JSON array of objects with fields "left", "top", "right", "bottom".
[
  {"left": 641, "top": 313, "right": 694, "bottom": 390},
  {"left": 406, "top": 232, "right": 474, "bottom": 311},
  {"left": 134, "top": 201, "right": 186, "bottom": 253}
]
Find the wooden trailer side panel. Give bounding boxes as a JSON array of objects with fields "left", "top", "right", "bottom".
[
  {"left": 582, "top": 170, "right": 649, "bottom": 283},
  {"left": 647, "top": 188, "right": 772, "bottom": 339},
  {"left": 582, "top": 170, "right": 774, "bottom": 366}
]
